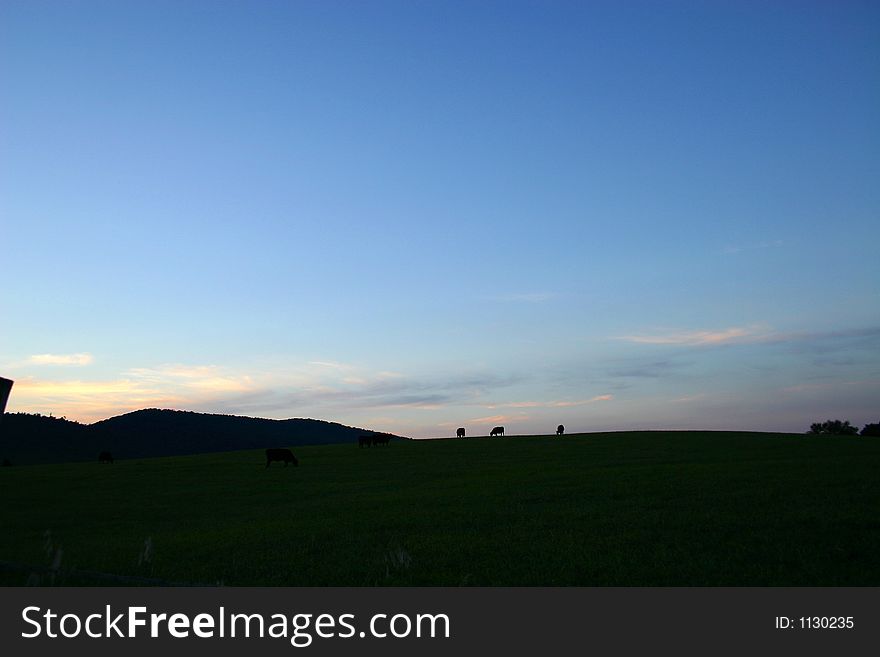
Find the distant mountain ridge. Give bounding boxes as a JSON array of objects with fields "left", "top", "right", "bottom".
[{"left": 0, "top": 408, "right": 402, "bottom": 465}]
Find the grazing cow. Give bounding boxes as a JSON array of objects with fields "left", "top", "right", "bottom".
[
  {"left": 490, "top": 426, "right": 504, "bottom": 437},
  {"left": 556, "top": 424, "right": 565, "bottom": 436},
  {"left": 372, "top": 434, "right": 390, "bottom": 446},
  {"left": 98, "top": 451, "right": 114, "bottom": 464},
  {"left": 456, "top": 427, "right": 466, "bottom": 438},
  {"left": 265, "top": 448, "right": 298, "bottom": 468},
  {"left": 359, "top": 435, "right": 373, "bottom": 448}
]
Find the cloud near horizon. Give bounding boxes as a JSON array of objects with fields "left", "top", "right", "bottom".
[
  {"left": 28, "top": 353, "right": 94, "bottom": 366},
  {"left": 9, "top": 377, "right": 182, "bottom": 422},
  {"left": 616, "top": 327, "right": 764, "bottom": 346},
  {"left": 8, "top": 325, "right": 877, "bottom": 435},
  {"left": 5, "top": 361, "right": 526, "bottom": 426},
  {"left": 7, "top": 363, "right": 262, "bottom": 422},
  {"left": 615, "top": 325, "right": 880, "bottom": 349}
]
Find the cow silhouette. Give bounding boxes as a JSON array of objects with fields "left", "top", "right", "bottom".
[
  {"left": 359, "top": 435, "right": 372, "bottom": 448},
  {"left": 98, "top": 451, "right": 114, "bottom": 464},
  {"left": 456, "top": 427, "right": 465, "bottom": 438},
  {"left": 265, "top": 448, "right": 298, "bottom": 467},
  {"left": 490, "top": 426, "right": 504, "bottom": 437},
  {"left": 372, "top": 434, "right": 390, "bottom": 446},
  {"left": 556, "top": 424, "right": 565, "bottom": 436}
]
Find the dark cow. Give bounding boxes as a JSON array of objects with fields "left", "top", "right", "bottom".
[
  {"left": 98, "top": 451, "right": 114, "bottom": 464},
  {"left": 359, "top": 435, "right": 373, "bottom": 448},
  {"left": 556, "top": 424, "right": 565, "bottom": 436},
  {"left": 372, "top": 434, "right": 390, "bottom": 446},
  {"left": 456, "top": 427, "right": 466, "bottom": 438},
  {"left": 490, "top": 426, "right": 504, "bottom": 437},
  {"left": 265, "top": 448, "right": 298, "bottom": 468}
]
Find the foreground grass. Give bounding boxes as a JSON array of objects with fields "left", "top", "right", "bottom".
[{"left": 1, "top": 431, "right": 878, "bottom": 585}]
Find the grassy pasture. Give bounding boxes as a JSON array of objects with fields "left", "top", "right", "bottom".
[{"left": 1, "top": 431, "right": 878, "bottom": 586}]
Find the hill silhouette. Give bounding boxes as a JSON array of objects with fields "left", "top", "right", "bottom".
[{"left": 0, "top": 408, "right": 401, "bottom": 465}]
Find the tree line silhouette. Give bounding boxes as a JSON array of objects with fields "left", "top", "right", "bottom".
[
  {"left": 0, "top": 409, "right": 401, "bottom": 465},
  {"left": 807, "top": 419, "right": 879, "bottom": 436}
]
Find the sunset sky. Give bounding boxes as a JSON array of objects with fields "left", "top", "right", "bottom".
[{"left": 2, "top": 1, "right": 878, "bottom": 437}]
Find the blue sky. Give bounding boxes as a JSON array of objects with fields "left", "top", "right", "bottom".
[{"left": 2, "top": 0, "right": 878, "bottom": 436}]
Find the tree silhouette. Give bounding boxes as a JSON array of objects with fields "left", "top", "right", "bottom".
[
  {"left": 861, "top": 422, "right": 880, "bottom": 437},
  {"left": 807, "top": 419, "right": 859, "bottom": 435}
]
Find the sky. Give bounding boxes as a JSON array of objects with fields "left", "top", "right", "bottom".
[{"left": 1, "top": 0, "right": 878, "bottom": 437}]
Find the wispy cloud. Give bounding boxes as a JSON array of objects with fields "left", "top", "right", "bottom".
[
  {"left": 468, "top": 414, "right": 527, "bottom": 424},
  {"left": 9, "top": 363, "right": 263, "bottom": 422},
  {"left": 485, "top": 395, "right": 612, "bottom": 409},
  {"left": 614, "top": 325, "right": 880, "bottom": 356},
  {"left": 127, "top": 364, "right": 254, "bottom": 393},
  {"left": 28, "top": 353, "right": 94, "bottom": 366},
  {"left": 616, "top": 326, "right": 766, "bottom": 346},
  {"left": 10, "top": 377, "right": 181, "bottom": 422},
  {"left": 606, "top": 360, "right": 685, "bottom": 378},
  {"left": 269, "top": 370, "right": 525, "bottom": 413},
  {"left": 781, "top": 379, "right": 880, "bottom": 394},
  {"left": 15, "top": 378, "right": 144, "bottom": 397},
  {"left": 9, "top": 360, "right": 528, "bottom": 423},
  {"left": 556, "top": 395, "right": 613, "bottom": 406},
  {"left": 769, "top": 327, "right": 880, "bottom": 351},
  {"left": 307, "top": 360, "right": 356, "bottom": 372},
  {"left": 671, "top": 393, "right": 707, "bottom": 403}
]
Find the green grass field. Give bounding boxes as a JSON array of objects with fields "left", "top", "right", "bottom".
[{"left": 1, "top": 431, "right": 878, "bottom": 586}]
